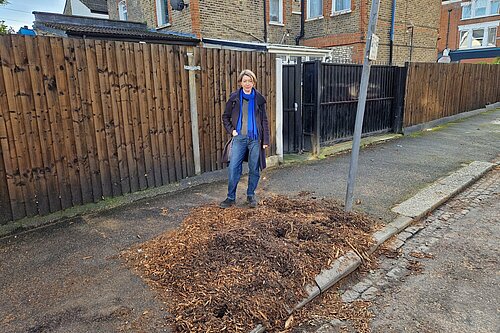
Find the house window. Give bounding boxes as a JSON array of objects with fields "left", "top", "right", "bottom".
[
  {"left": 462, "top": 3, "right": 472, "bottom": 19},
  {"left": 459, "top": 22, "right": 499, "bottom": 48},
  {"left": 476, "top": 0, "right": 487, "bottom": 15},
  {"left": 308, "top": 0, "right": 323, "bottom": 19},
  {"left": 472, "top": 28, "right": 485, "bottom": 46},
  {"left": 118, "top": 0, "right": 127, "bottom": 20},
  {"left": 332, "top": 0, "right": 351, "bottom": 14},
  {"left": 459, "top": 30, "right": 470, "bottom": 48},
  {"left": 270, "top": 0, "right": 283, "bottom": 23},
  {"left": 488, "top": 26, "right": 497, "bottom": 45},
  {"left": 462, "top": 0, "right": 499, "bottom": 19},
  {"left": 491, "top": 0, "right": 500, "bottom": 14},
  {"left": 156, "top": 0, "right": 170, "bottom": 26}
]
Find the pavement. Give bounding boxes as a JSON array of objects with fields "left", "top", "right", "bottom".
[
  {"left": 0, "top": 108, "right": 499, "bottom": 333},
  {"left": 308, "top": 161, "right": 499, "bottom": 333}
]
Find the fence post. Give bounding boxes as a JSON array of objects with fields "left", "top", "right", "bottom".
[
  {"left": 296, "top": 58, "right": 303, "bottom": 153},
  {"left": 392, "top": 63, "right": 408, "bottom": 134},
  {"left": 312, "top": 60, "right": 321, "bottom": 156},
  {"left": 186, "top": 50, "right": 202, "bottom": 175},
  {"left": 275, "top": 57, "right": 283, "bottom": 163}
]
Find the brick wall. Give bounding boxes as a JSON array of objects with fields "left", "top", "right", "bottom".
[
  {"left": 297, "top": 0, "right": 439, "bottom": 64},
  {"left": 167, "top": 2, "right": 193, "bottom": 35},
  {"left": 438, "top": 1, "right": 462, "bottom": 52},
  {"left": 377, "top": 0, "right": 440, "bottom": 64},
  {"left": 107, "top": 0, "right": 149, "bottom": 24},
  {"left": 195, "top": 0, "right": 265, "bottom": 42},
  {"left": 108, "top": 0, "right": 193, "bottom": 34},
  {"left": 105, "top": 0, "right": 440, "bottom": 64},
  {"left": 330, "top": 45, "right": 354, "bottom": 61}
]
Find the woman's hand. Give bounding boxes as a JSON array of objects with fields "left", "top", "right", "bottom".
[
  {"left": 232, "top": 130, "right": 238, "bottom": 137},
  {"left": 263, "top": 144, "right": 268, "bottom": 149}
]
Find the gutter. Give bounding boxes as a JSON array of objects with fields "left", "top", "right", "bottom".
[
  {"left": 295, "top": 0, "right": 305, "bottom": 45},
  {"left": 263, "top": 1, "right": 268, "bottom": 42}
]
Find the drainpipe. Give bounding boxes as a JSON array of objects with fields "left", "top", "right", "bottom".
[
  {"left": 389, "top": 0, "right": 396, "bottom": 65},
  {"left": 295, "top": 0, "right": 305, "bottom": 45},
  {"left": 263, "top": 0, "right": 268, "bottom": 42},
  {"left": 445, "top": 9, "right": 452, "bottom": 49}
]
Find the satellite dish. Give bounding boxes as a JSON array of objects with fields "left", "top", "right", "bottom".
[{"left": 170, "top": 0, "right": 187, "bottom": 11}]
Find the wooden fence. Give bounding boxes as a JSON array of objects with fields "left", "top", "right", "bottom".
[
  {"left": 0, "top": 35, "right": 276, "bottom": 223},
  {"left": 403, "top": 62, "right": 500, "bottom": 127}
]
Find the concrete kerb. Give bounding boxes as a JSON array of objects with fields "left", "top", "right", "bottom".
[{"left": 250, "top": 160, "right": 495, "bottom": 332}]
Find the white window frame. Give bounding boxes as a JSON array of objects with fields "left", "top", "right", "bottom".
[
  {"left": 118, "top": 0, "right": 128, "bottom": 21},
  {"left": 491, "top": 0, "right": 500, "bottom": 14},
  {"left": 307, "top": 0, "right": 323, "bottom": 20},
  {"left": 458, "top": 21, "right": 499, "bottom": 48},
  {"left": 462, "top": 2, "right": 472, "bottom": 19},
  {"left": 270, "top": 0, "right": 284, "bottom": 24},
  {"left": 461, "top": 0, "right": 500, "bottom": 20},
  {"left": 156, "top": 0, "right": 170, "bottom": 27},
  {"left": 487, "top": 26, "right": 498, "bottom": 45},
  {"left": 332, "top": 0, "right": 351, "bottom": 16}
]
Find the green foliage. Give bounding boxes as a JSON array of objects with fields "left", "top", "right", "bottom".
[
  {"left": 0, "top": 21, "right": 7, "bottom": 35},
  {"left": 493, "top": 57, "right": 500, "bottom": 65}
]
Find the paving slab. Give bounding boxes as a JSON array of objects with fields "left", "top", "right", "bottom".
[{"left": 392, "top": 161, "right": 494, "bottom": 219}]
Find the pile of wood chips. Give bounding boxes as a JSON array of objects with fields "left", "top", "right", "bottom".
[{"left": 122, "top": 195, "right": 378, "bottom": 332}]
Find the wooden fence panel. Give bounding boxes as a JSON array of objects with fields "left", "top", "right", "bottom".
[
  {"left": 166, "top": 45, "right": 182, "bottom": 180},
  {"left": 0, "top": 35, "right": 277, "bottom": 223},
  {"left": 52, "top": 37, "right": 83, "bottom": 207},
  {"left": 173, "top": 46, "right": 188, "bottom": 178},
  {"left": 74, "top": 38, "right": 102, "bottom": 202},
  {"left": 63, "top": 38, "right": 94, "bottom": 205},
  {"left": 158, "top": 45, "right": 176, "bottom": 182},
  {"left": 404, "top": 63, "right": 500, "bottom": 127},
  {"left": 13, "top": 36, "right": 51, "bottom": 216},
  {"left": 147, "top": 45, "right": 163, "bottom": 186},
  {"left": 1, "top": 36, "right": 37, "bottom": 216}
]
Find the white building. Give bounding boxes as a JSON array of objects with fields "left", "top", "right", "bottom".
[{"left": 63, "top": 0, "right": 109, "bottom": 19}]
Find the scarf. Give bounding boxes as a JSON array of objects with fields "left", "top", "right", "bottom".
[{"left": 237, "top": 88, "right": 258, "bottom": 140}]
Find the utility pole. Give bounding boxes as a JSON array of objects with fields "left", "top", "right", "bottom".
[{"left": 345, "top": 0, "right": 381, "bottom": 212}]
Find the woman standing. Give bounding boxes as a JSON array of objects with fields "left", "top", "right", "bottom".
[{"left": 220, "top": 69, "right": 270, "bottom": 208}]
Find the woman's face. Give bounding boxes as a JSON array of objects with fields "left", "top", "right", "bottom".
[{"left": 240, "top": 75, "right": 254, "bottom": 94}]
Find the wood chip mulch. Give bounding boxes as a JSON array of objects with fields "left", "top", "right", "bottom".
[{"left": 121, "top": 195, "right": 379, "bottom": 332}]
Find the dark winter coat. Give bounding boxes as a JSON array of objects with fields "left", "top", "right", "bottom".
[{"left": 222, "top": 88, "right": 270, "bottom": 170}]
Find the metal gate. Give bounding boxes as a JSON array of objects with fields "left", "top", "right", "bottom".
[
  {"left": 300, "top": 61, "right": 406, "bottom": 152},
  {"left": 282, "top": 61, "right": 302, "bottom": 153}
]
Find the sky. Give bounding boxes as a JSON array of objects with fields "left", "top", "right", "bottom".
[{"left": 0, "top": 0, "right": 66, "bottom": 31}]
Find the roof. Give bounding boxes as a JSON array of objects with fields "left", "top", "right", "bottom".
[
  {"left": 80, "top": 0, "right": 108, "bottom": 14},
  {"left": 33, "top": 12, "right": 199, "bottom": 45},
  {"left": 449, "top": 47, "right": 500, "bottom": 61}
]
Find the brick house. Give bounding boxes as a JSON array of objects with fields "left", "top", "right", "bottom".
[
  {"left": 438, "top": 0, "right": 500, "bottom": 63},
  {"left": 107, "top": 0, "right": 440, "bottom": 64}
]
